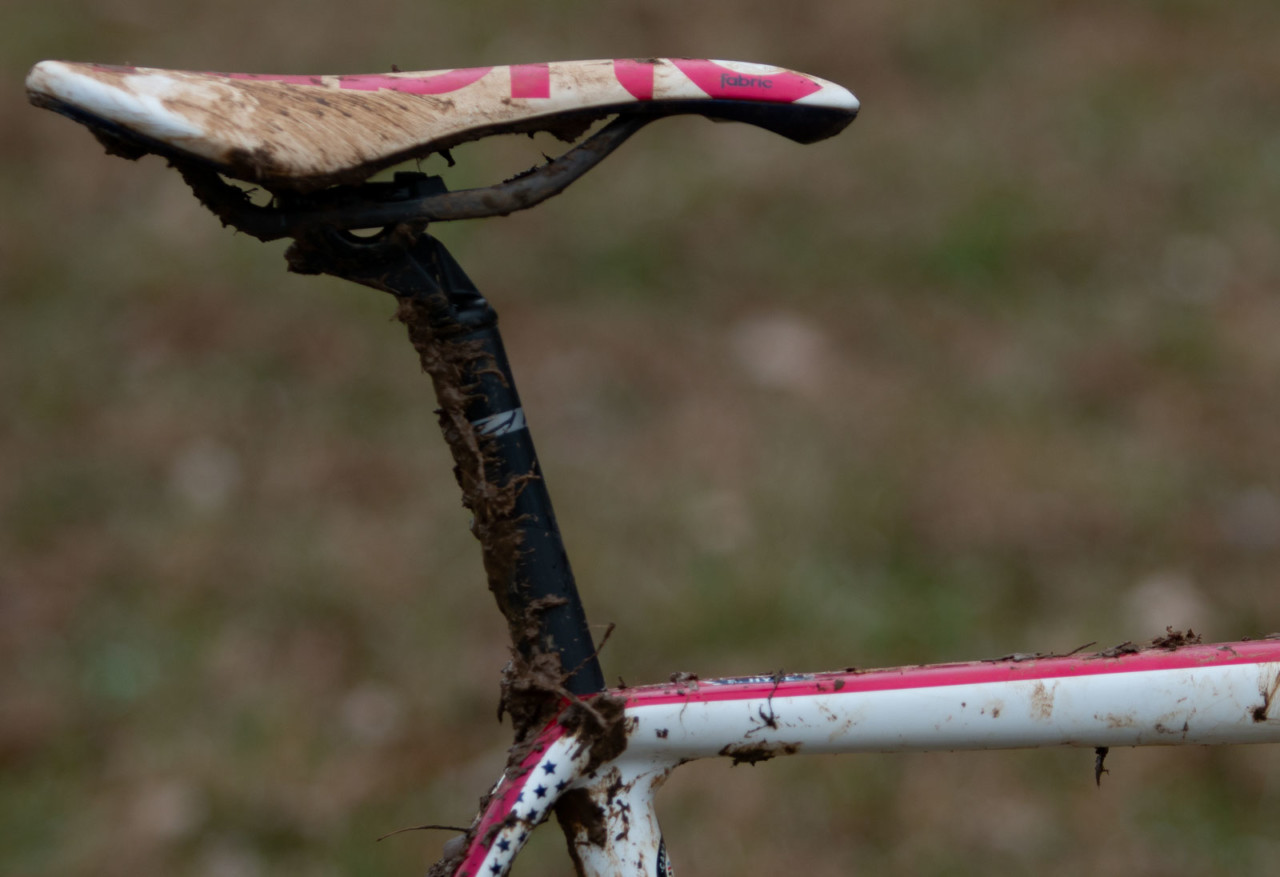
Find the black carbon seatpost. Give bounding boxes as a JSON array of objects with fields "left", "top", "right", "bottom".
[{"left": 288, "top": 222, "right": 606, "bottom": 697}]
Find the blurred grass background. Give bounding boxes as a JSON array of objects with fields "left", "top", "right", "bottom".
[{"left": 4, "top": 1, "right": 1280, "bottom": 875}]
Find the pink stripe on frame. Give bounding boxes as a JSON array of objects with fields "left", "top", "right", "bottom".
[
  {"left": 457, "top": 718, "right": 568, "bottom": 876},
  {"left": 623, "top": 641, "right": 1280, "bottom": 707},
  {"left": 613, "top": 59, "right": 656, "bottom": 100},
  {"left": 510, "top": 63, "right": 551, "bottom": 99}
]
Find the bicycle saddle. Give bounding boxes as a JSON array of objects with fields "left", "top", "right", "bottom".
[{"left": 26, "top": 58, "right": 858, "bottom": 192}]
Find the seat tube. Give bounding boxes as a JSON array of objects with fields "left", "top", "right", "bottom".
[
  {"left": 289, "top": 226, "right": 606, "bottom": 696},
  {"left": 400, "top": 235, "right": 605, "bottom": 696},
  {"left": 444, "top": 288, "right": 607, "bottom": 696}
]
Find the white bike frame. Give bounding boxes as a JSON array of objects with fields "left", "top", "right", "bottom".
[{"left": 462, "top": 640, "right": 1280, "bottom": 877}]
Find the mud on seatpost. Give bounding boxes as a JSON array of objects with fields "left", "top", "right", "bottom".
[{"left": 286, "top": 221, "right": 610, "bottom": 733}]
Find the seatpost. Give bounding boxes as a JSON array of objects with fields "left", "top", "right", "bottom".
[{"left": 287, "top": 213, "right": 605, "bottom": 699}]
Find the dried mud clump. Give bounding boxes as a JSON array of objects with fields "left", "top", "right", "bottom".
[{"left": 1150, "top": 627, "right": 1201, "bottom": 650}]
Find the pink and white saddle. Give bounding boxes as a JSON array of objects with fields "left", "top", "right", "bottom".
[{"left": 27, "top": 58, "right": 858, "bottom": 191}]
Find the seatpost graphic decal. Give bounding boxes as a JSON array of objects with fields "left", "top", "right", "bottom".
[{"left": 472, "top": 407, "right": 527, "bottom": 437}]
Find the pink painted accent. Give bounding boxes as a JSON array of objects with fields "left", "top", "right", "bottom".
[
  {"left": 623, "top": 641, "right": 1280, "bottom": 707},
  {"left": 613, "top": 59, "right": 656, "bottom": 101},
  {"left": 509, "top": 63, "right": 551, "bottom": 99},
  {"left": 338, "top": 67, "right": 492, "bottom": 95},
  {"left": 222, "top": 72, "right": 326, "bottom": 86},
  {"left": 670, "top": 59, "right": 822, "bottom": 103},
  {"left": 458, "top": 717, "right": 569, "bottom": 876},
  {"left": 214, "top": 68, "right": 493, "bottom": 94}
]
